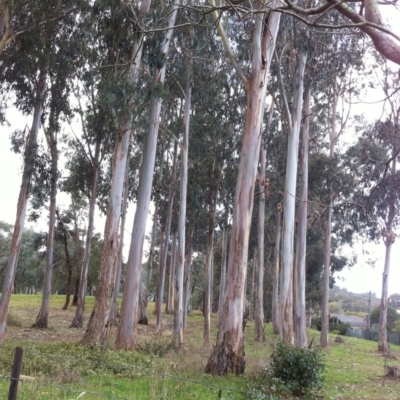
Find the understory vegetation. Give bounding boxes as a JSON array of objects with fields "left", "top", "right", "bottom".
[{"left": 0, "top": 295, "right": 398, "bottom": 399}]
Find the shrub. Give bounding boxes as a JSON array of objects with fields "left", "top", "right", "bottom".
[
  {"left": 269, "top": 342, "right": 325, "bottom": 396},
  {"left": 313, "top": 317, "right": 350, "bottom": 335}
]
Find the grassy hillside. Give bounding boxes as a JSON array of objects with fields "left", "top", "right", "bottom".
[{"left": 0, "top": 295, "right": 398, "bottom": 399}]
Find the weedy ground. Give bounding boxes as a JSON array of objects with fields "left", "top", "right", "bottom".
[{"left": 0, "top": 294, "right": 398, "bottom": 399}]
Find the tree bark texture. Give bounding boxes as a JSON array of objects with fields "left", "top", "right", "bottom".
[
  {"left": 116, "top": 1, "right": 179, "bottom": 350},
  {"left": 280, "top": 50, "right": 307, "bottom": 345},
  {"left": 205, "top": 9, "right": 281, "bottom": 375},
  {"left": 110, "top": 153, "right": 130, "bottom": 325},
  {"left": 294, "top": 86, "right": 310, "bottom": 348},
  {"left": 82, "top": 0, "right": 150, "bottom": 345},
  {"left": 0, "top": 68, "right": 46, "bottom": 341},
  {"left": 255, "top": 147, "right": 266, "bottom": 341},
  {"left": 81, "top": 129, "right": 130, "bottom": 345}
]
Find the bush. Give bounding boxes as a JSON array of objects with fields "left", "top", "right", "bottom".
[{"left": 269, "top": 342, "right": 325, "bottom": 396}]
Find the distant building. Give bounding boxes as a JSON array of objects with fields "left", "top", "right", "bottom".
[{"left": 332, "top": 314, "right": 367, "bottom": 328}]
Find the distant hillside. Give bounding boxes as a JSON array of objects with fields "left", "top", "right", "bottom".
[{"left": 329, "top": 286, "right": 380, "bottom": 314}]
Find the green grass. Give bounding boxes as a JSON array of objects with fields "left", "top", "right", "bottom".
[{"left": 0, "top": 295, "right": 399, "bottom": 399}]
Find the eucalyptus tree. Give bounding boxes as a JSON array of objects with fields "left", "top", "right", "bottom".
[
  {"left": 204, "top": 0, "right": 282, "bottom": 375},
  {"left": 346, "top": 66, "right": 400, "bottom": 352},
  {"left": 0, "top": 0, "right": 77, "bottom": 56},
  {"left": 0, "top": 0, "right": 81, "bottom": 340},
  {"left": 82, "top": 0, "right": 153, "bottom": 345},
  {"left": 115, "top": 0, "right": 180, "bottom": 350}
]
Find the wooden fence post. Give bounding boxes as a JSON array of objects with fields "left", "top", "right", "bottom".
[{"left": 8, "top": 346, "right": 23, "bottom": 400}]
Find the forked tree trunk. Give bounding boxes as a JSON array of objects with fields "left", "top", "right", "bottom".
[
  {"left": 280, "top": 50, "right": 307, "bottom": 345},
  {"left": 110, "top": 153, "right": 130, "bottom": 325},
  {"left": 255, "top": 147, "right": 266, "bottom": 341},
  {"left": 82, "top": 1, "right": 150, "bottom": 345},
  {"left": 71, "top": 144, "right": 100, "bottom": 327},
  {"left": 294, "top": 86, "right": 310, "bottom": 348},
  {"left": 0, "top": 68, "right": 47, "bottom": 341},
  {"left": 116, "top": 1, "right": 179, "bottom": 350},
  {"left": 155, "top": 140, "right": 178, "bottom": 332},
  {"left": 217, "top": 226, "right": 228, "bottom": 326},
  {"left": 167, "top": 232, "right": 177, "bottom": 314},
  {"left": 174, "top": 45, "right": 192, "bottom": 348},
  {"left": 272, "top": 205, "right": 282, "bottom": 335},
  {"left": 34, "top": 121, "right": 58, "bottom": 329},
  {"left": 205, "top": 9, "right": 281, "bottom": 376}
]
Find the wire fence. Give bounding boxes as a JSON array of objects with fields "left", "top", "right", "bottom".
[{"left": 0, "top": 343, "right": 243, "bottom": 399}]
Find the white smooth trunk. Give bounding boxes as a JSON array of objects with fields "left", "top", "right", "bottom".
[
  {"left": 116, "top": 1, "right": 179, "bottom": 349},
  {"left": 110, "top": 152, "right": 130, "bottom": 325},
  {"left": 294, "top": 86, "right": 310, "bottom": 348},
  {"left": 280, "top": 51, "right": 307, "bottom": 345},
  {"left": 174, "top": 44, "right": 192, "bottom": 348}
]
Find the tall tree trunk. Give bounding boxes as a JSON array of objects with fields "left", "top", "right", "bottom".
[
  {"left": 294, "top": 86, "right": 310, "bottom": 348},
  {"left": 321, "top": 80, "right": 338, "bottom": 348},
  {"left": 255, "top": 147, "right": 266, "bottom": 341},
  {"left": 110, "top": 153, "right": 130, "bottom": 325},
  {"left": 115, "top": 1, "right": 179, "bottom": 350},
  {"left": 272, "top": 205, "right": 282, "bottom": 334},
  {"left": 34, "top": 120, "right": 58, "bottom": 328},
  {"left": 155, "top": 140, "right": 178, "bottom": 332},
  {"left": 174, "top": 42, "right": 192, "bottom": 348},
  {"left": 71, "top": 145, "right": 100, "bottom": 326},
  {"left": 280, "top": 50, "right": 307, "bottom": 345},
  {"left": 217, "top": 226, "right": 228, "bottom": 326},
  {"left": 205, "top": 9, "right": 281, "bottom": 376},
  {"left": 141, "top": 139, "right": 166, "bottom": 322},
  {"left": 167, "top": 232, "right": 177, "bottom": 314},
  {"left": 0, "top": 68, "right": 47, "bottom": 341},
  {"left": 378, "top": 157, "right": 396, "bottom": 353},
  {"left": 82, "top": 129, "right": 130, "bottom": 344},
  {"left": 82, "top": 0, "right": 150, "bottom": 345}
]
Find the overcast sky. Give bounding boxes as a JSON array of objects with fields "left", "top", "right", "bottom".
[{"left": 0, "top": 6, "right": 399, "bottom": 298}]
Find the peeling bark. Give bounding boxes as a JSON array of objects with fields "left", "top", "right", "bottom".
[{"left": 206, "top": 8, "right": 281, "bottom": 375}]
